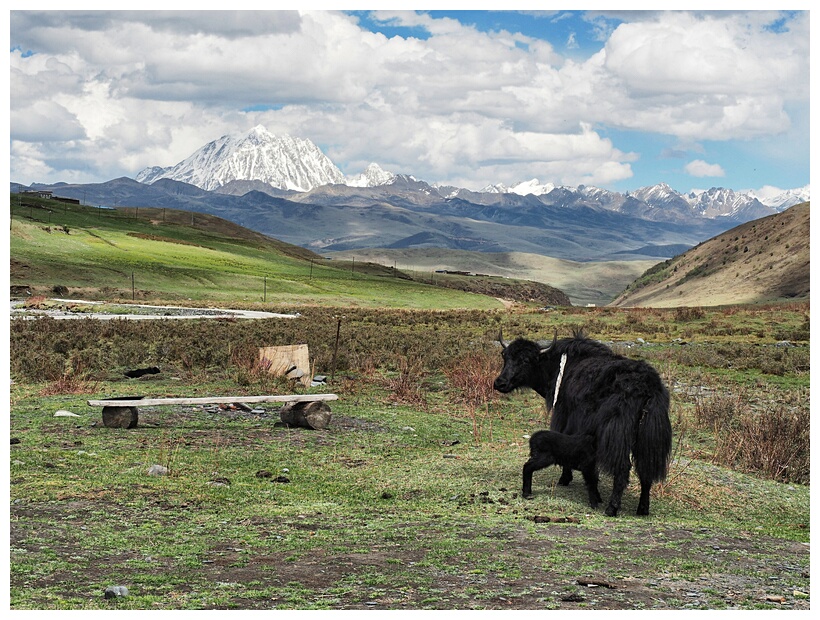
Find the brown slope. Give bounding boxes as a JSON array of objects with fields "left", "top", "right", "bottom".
[{"left": 611, "top": 202, "right": 809, "bottom": 307}]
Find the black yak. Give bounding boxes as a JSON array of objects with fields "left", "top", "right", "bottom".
[
  {"left": 124, "top": 366, "right": 161, "bottom": 379},
  {"left": 523, "top": 430, "right": 601, "bottom": 509},
  {"left": 494, "top": 331, "right": 672, "bottom": 517}
]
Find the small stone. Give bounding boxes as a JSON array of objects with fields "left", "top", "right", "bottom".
[
  {"left": 55, "top": 410, "right": 81, "bottom": 417},
  {"left": 104, "top": 585, "right": 129, "bottom": 599},
  {"left": 147, "top": 464, "right": 168, "bottom": 476}
]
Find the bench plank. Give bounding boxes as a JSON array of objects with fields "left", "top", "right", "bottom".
[{"left": 88, "top": 394, "right": 338, "bottom": 407}]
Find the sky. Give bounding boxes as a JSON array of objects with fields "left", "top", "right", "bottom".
[{"left": 7, "top": 6, "right": 812, "bottom": 196}]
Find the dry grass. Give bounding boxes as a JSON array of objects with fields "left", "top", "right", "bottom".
[
  {"left": 443, "top": 349, "right": 502, "bottom": 442},
  {"left": 693, "top": 391, "right": 809, "bottom": 484},
  {"left": 38, "top": 368, "right": 99, "bottom": 396}
]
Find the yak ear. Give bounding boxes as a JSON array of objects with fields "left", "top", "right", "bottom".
[{"left": 497, "top": 329, "right": 508, "bottom": 350}]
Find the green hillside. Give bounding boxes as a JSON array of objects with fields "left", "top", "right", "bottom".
[{"left": 8, "top": 196, "right": 506, "bottom": 310}]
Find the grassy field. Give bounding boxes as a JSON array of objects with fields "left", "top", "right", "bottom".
[
  {"left": 8, "top": 302, "right": 810, "bottom": 610},
  {"left": 328, "top": 247, "right": 659, "bottom": 307},
  {"left": 9, "top": 197, "right": 503, "bottom": 310}
]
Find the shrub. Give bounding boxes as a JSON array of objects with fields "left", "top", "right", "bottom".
[{"left": 694, "top": 390, "right": 809, "bottom": 484}]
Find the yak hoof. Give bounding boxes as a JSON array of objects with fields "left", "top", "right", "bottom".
[
  {"left": 522, "top": 493, "right": 534, "bottom": 500},
  {"left": 605, "top": 505, "right": 620, "bottom": 517}
]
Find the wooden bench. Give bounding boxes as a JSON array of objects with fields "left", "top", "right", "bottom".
[{"left": 87, "top": 394, "right": 338, "bottom": 429}]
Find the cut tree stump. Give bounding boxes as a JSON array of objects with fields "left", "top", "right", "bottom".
[
  {"left": 279, "top": 400, "right": 332, "bottom": 430},
  {"left": 101, "top": 396, "right": 143, "bottom": 428}
]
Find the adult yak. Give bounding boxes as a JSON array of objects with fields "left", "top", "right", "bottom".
[{"left": 493, "top": 331, "right": 672, "bottom": 517}]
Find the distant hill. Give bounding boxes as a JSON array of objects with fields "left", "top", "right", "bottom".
[
  {"left": 8, "top": 196, "right": 561, "bottom": 309},
  {"left": 328, "top": 247, "right": 658, "bottom": 307},
  {"left": 611, "top": 202, "right": 810, "bottom": 307}
]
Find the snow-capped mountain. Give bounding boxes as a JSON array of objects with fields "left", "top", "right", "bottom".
[
  {"left": 480, "top": 178, "right": 556, "bottom": 196},
  {"left": 684, "top": 187, "right": 771, "bottom": 220},
  {"left": 345, "top": 163, "right": 395, "bottom": 187},
  {"left": 136, "top": 125, "right": 346, "bottom": 192},
  {"left": 135, "top": 126, "right": 808, "bottom": 218},
  {"left": 747, "top": 185, "right": 811, "bottom": 210}
]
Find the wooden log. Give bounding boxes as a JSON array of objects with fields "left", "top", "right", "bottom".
[
  {"left": 88, "top": 394, "right": 338, "bottom": 407},
  {"left": 279, "top": 400, "right": 332, "bottom": 430},
  {"left": 101, "top": 396, "right": 142, "bottom": 428}
]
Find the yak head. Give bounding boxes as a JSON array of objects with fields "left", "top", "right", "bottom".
[{"left": 492, "top": 329, "right": 558, "bottom": 395}]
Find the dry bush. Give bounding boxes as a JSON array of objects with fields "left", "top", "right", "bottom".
[
  {"left": 675, "top": 306, "right": 705, "bottom": 322},
  {"left": 714, "top": 404, "right": 810, "bottom": 484},
  {"left": 443, "top": 349, "right": 500, "bottom": 408},
  {"left": 694, "top": 392, "right": 744, "bottom": 430},
  {"left": 443, "top": 348, "right": 502, "bottom": 442},
  {"left": 38, "top": 364, "right": 98, "bottom": 396},
  {"left": 385, "top": 355, "right": 429, "bottom": 409},
  {"left": 694, "top": 391, "right": 809, "bottom": 484},
  {"left": 22, "top": 295, "right": 48, "bottom": 308}
]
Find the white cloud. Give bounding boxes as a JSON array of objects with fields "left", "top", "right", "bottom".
[
  {"left": 685, "top": 159, "right": 725, "bottom": 178},
  {"left": 8, "top": 9, "right": 809, "bottom": 189}
]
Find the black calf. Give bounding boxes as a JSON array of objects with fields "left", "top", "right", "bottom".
[{"left": 523, "top": 430, "right": 602, "bottom": 509}]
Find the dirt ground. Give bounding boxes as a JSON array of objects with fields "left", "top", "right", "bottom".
[
  {"left": 9, "top": 498, "right": 810, "bottom": 610},
  {"left": 10, "top": 409, "right": 810, "bottom": 610}
]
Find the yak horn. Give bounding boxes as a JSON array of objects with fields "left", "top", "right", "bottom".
[
  {"left": 497, "top": 329, "right": 508, "bottom": 349},
  {"left": 539, "top": 330, "right": 558, "bottom": 354}
]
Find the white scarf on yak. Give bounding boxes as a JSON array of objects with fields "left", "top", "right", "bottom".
[{"left": 553, "top": 353, "right": 568, "bottom": 410}]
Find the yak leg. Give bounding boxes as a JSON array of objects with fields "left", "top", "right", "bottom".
[
  {"left": 557, "top": 466, "right": 573, "bottom": 486},
  {"left": 581, "top": 467, "right": 602, "bottom": 509},
  {"left": 604, "top": 467, "right": 630, "bottom": 517},
  {"left": 636, "top": 477, "right": 652, "bottom": 516},
  {"left": 522, "top": 455, "right": 552, "bottom": 498}
]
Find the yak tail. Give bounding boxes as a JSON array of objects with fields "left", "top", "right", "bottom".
[{"left": 632, "top": 388, "right": 673, "bottom": 484}]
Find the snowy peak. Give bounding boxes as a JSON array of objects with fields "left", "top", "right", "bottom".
[
  {"left": 345, "top": 162, "right": 395, "bottom": 187},
  {"left": 684, "top": 187, "right": 772, "bottom": 219},
  {"left": 136, "top": 126, "right": 346, "bottom": 192},
  {"left": 135, "top": 128, "right": 808, "bottom": 220},
  {"left": 479, "top": 178, "right": 556, "bottom": 196},
  {"left": 748, "top": 185, "right": 811, "bottom": 210}
]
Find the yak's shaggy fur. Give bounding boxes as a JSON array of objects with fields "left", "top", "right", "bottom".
[
  {"left": 523, "top": 430, "right": 601, "bottom": 509},
  {"left": 494, "top": 332, "right": 672, "bottom": 516}
]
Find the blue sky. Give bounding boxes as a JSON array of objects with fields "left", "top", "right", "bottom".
[{"left": 8, "top": 8, "right": 811, "bottom": 195}]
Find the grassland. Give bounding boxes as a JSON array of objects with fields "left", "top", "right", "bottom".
[
  {"left": 328, "top": 247, "right": 659, "bottom": 307},
  {"left": 7, "top": 194, "right": 811, "bottom": 610},
  {"left": 8, "top": 302, "right": 810, "bottom": 610},
  {"left": 9, "top": 197, "right": 503, "bottom": 310}
]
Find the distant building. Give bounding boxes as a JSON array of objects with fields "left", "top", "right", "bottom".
[
  {"left": 19, "top": 189, "right": 80, "bottom": 205},
  {"left": 22, "top": 189, "right": 53, "bottom": 199}
]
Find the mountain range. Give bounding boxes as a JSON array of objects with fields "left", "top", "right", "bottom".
[
  {"left": 15, "top": 125, "right": 809, "bottom": 264},
  {"left": 136, "top": 125, "right": 808, "bottom": 220}
]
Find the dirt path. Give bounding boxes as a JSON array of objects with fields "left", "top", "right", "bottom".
[{"left": 9, "top": 299, "right": 299, "bottom": 320}]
